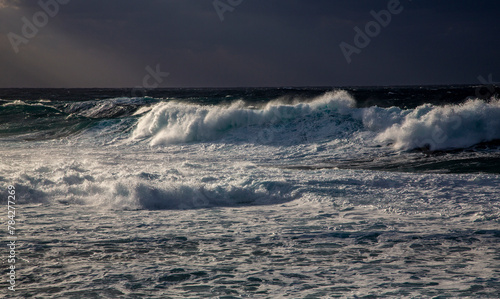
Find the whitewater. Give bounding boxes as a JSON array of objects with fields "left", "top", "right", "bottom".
[{"left": 0, "top": 87, "right": 499, "bottom": 297}]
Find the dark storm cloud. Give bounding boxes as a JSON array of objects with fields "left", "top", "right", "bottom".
[{"left": 0, "top": 0, "right": 499, "bottom": 87}]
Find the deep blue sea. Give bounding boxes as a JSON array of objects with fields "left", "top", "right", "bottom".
[{"left": 1, "top": 86, "right": 499, "bottom": 297}]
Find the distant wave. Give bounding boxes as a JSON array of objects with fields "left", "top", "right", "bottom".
[
  {"left": 2, "top": 90, "right": 500, "bottom": 152},
  {"left": 0, "top": 97, "right": 157, "bottom": 140},
  {"left": 131, "top": 90, "right": 356, "bottom": 145},
  {"left": 61, "top": 97, "right": 155, "bottom": 118},
  {"left": 0, "top": 101, "right": 93, "bottom": 140}
]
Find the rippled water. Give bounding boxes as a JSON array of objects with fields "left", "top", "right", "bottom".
[{"left": 12, "top": 202, "right": 499, "bottom": 298}]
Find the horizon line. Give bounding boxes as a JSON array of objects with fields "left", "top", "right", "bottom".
[{"left": 0, "top": 83, "right": 491, "bottom": 89}]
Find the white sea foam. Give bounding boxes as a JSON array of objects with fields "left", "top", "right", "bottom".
[
  {"left": 2, "top": 143, "right": 499, "bottom": 218},
  {"left": 1, "top": 147, "right": 300, "bottom": 210},
  {"left": 373, "top": 99, "right": 500, "bottom": 150}
]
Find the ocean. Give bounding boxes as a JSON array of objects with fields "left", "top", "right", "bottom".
[{"left": 1, "top": 86, "right": 499, "bottom": 298}]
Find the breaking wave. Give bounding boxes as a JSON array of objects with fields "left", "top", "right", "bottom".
[
  {"left": 2, "top": 162, "right": 298, "bottom": 210},
  {"left": 131, "top": 90, "right": 500, "bottom": 151},
  {"left": 3, "top": 89, "right": 500, "bottom": 152},
  {"left": 131, "top": 91, "right": 356, "bottom": 145},
  {"left": 372, "top": 98, "right": 500, "bottom": 150}
]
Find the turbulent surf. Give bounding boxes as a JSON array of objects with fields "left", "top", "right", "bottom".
[{"left": 1, "top": 86, "right": 499, "bottom": 297}]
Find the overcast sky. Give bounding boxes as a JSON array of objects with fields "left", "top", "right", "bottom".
[{"left": 0, "top": 0, "right": 499, "bottom": 88}]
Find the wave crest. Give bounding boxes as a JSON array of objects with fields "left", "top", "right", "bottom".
[
  {"left": 63, "top": 97, "right": 153, "bottom": 118},
  {"left": 131, "top": 90, "right": 355, "bottom": 145},
  {"left": 374, "top": 99, "right": 500, "bottom": 150}
]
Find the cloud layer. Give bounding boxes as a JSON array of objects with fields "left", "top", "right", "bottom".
[{"left": 1, "top": 0, "right": 499, "bottom": 87}]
